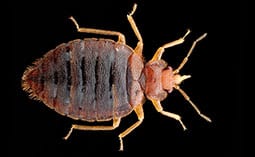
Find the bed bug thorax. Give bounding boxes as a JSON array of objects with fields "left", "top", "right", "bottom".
[{"left": 22, "top": 3, "right": 211, "bottom": 151}]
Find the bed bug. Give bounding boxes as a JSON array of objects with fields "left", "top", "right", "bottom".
[{"left": 22, "top": 4, "right": 211, "bottom": 151}]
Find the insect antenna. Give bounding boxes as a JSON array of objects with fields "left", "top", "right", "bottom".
[
  {"left": 173, "top": 33, "right": 207, "bottom": 74},
  {"left": 174, "top": 85, "right": 212, "bottom": 122}
]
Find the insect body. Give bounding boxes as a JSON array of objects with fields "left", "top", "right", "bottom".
[{"left": 22, "top": 4, "right": 211, "bottom": 151}]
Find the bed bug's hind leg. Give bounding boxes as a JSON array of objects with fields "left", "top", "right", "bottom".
[
  {"left": 63, "top": 118, "right": 121, "bottom": 140},
  {"left": 151, "top": 29, "right": 191, "bottom": 61},
  {"left": 69, "top": 16, "right": 126, "bottom": 43},
  {"left": 118, "top": 104, "right": 144, "bottom": 151},
  {"left": 127, "top": 3, "right": 143, "bottom": 56},
  {"left": 151, "top": 99, "right": 187, "bottom": 130}
]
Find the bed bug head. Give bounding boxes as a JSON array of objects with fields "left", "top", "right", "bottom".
[
  {"left": 161, "top": 66, "right": 191, "bottom": 93},
  {"left": 161, "top": 63, "right": 211, "bottom": 122}
]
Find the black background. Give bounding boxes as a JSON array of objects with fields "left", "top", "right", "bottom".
[{"left": 11, "top": 0, "right": 241, "bottom": 156}]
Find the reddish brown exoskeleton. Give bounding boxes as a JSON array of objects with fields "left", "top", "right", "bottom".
[{"left": 22, "top": 4, "right": 211, "bottom": 151}]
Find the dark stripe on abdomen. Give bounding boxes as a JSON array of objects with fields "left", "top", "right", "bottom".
[
  {"left": 112, "top": 45, "right": 132, "bottom": 117},
  {"left": 79, "top": 40, "right": 97, "bottom": 121},
  {"left": 95, "top": 44, "right": 115, "bottom": 120},
  {"left": 55, "top": 46, "right": 71, "bottom": 114}
]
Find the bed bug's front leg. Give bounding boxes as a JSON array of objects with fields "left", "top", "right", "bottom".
[
  {"left": 69, "top": 16, "right": 126, "bottom": 43},
  {"left": 151, "top": 99, "right": 187, "bottom": 130},
  {"left": 118, "top": 104, "right": 144, "bottom": 151},
  {"left": 151, "top": 29, "right": 191, "bottom": 61},
  {"left": 127, "top": 3, "right": 143, "bottom": 56}
]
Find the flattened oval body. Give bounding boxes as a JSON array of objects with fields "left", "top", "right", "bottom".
[{"left": 22, "top": 38, "right": 145, "bottom": 121}]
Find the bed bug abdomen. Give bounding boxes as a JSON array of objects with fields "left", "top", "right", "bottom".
[{"left": 22, "top": 38, "right": 143, "bottom": 121}]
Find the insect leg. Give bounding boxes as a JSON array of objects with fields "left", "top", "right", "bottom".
[
  {"left": 69, "top": 16, "right": 126, "bottom": 43},
  {"left": 174, "top": 33, "right": 207, "bottom": 74},
  {"left": 174, "top": 86, "right": 211, "bottom": 122},
  {"left": 151, "top": 99, "right": 187, "bottom": 130},
  {"left": 127, "top": 4, "right": 143, "bottom": 56},
  {"left": 63, "top": 118, "right": 121, "bottom": 140},
  {"left": 150, "top": 29, "right": 191, "bottom": 61},
  {"left": 118, "top": 104, "right": 144, "bottom": 151}
]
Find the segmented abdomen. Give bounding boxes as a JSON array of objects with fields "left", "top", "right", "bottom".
[{"left": 23, "top": 38, "right": 139, "bottom": 121}]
